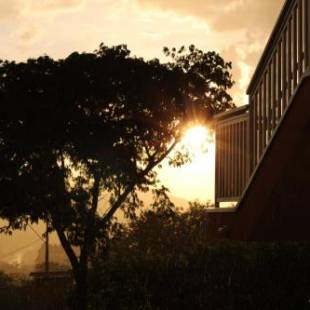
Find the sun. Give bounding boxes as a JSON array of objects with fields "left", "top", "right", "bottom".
[
  {"left": 182, "top": 125, "right": 210, "bottom": 152},
  {"left": 157, "top": 124, "right": 215, "bottom": 203}
]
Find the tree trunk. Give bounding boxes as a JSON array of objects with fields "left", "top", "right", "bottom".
[{"left": 72, "top": 264, "right": 89, "bottom": 310}]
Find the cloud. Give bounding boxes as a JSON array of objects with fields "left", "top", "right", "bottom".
[
  {"left": 137, "top": 0, "right": 284, "bottom": 33},
  {"left": 0, "top": 0, "right": 85, "bottom": 23},
  {"left": 0, "top": 0, "right": 21, "bottom": 22},
  {"left": 137, "top": 0, "right": 286, "bottom": 105},
  {"left": 0, "top": 0, "right": 286, "bottom": 106},
  {"left": 136, "top": 0, "right": 284, "bottom": 67},
  {"left": 30, "top": 0, "right": 85, "bottom": 11},
  {"left": 18, "top": 25, "right": 42, "bottom": 45}
]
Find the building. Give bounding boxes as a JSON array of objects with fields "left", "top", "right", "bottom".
[{"left": 208, "top": 0, "right": 310, "bottom": 242}]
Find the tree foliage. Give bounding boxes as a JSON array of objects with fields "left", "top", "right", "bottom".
[
  {"left": 163, "top": 45, "right": 234, "bottom": 120},
  {"left": 0, "top": 43, "right": 234, "bottom": 309},
  {"left": 90, "top": 207, "right": 310, "bottom": 309}
]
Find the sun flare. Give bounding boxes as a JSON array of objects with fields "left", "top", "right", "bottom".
[
  {"left": 158, "top": 124, "right": 215, "bottom": 203},
  {"left": 182, "top": 125, "right": 210, "bottom": 152}
]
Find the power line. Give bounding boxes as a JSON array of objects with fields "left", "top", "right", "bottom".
[
  {"left": 27, "top": 224, "right": 45, "bottom": 242},
  {"left": 0, "top": 238, "right": 41, "bottom": 261}
]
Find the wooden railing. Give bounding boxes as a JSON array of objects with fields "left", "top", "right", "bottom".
[
  {"left": 248, "top": 0, "right": 309, "bottom": 169},
  {"left": 214, "top": 0, "right": 310, "bottom": 206},
  {"left": 215, "top": 106, "right": 250, "bottom": 205}
]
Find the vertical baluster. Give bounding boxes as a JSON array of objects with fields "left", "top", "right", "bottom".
[
  {"left": 258, "top": 85, "right": 262, "bottom": 161},
  {"left": 240, "top": 122, "right": 243, "bottom": 197},
  {"left": 220, "top": 127, "right": 224, "bottom": 199},
  {"left": 218, "top": 126, "right": 225, "bottom": 198},
  {"left": 250, "top": 96, "right": 258, "bottom": 166},
  {"left": 272, "top": 53, "right": 277, "bottom": 132},
  {"left": 222, "top": 127, "right": 225, "bottom": 200},
  {"left": 256, "top": 87, "right": 259, "bottom": 161},
  {"left": 262, "top": 75, "right": 266, "bottom": 150},
  {"left": 282, "top": 29, "right": 287, "bottom": 111},
  {"left": 293, "top": 5, "right": 298, "bottom": 88},
  {"left": 305, "top": 0, "right": 310, "bottom": 69},
  {"left": 256, "top": 84, "right": 262, "bottom": 163},
  {"left": 298, "top": 0, "right": 303, "bottom": 79},
  {"left": 233, "top": 123, "right": 237, "bottom": 197},
  {"left": 235, "top": 122, "right": 240, "bottom": 197},
  {"left": 227, "top": 125, "right": 230, "bottom": 199},
  {"left": 288, "top": 17, "right": 292, "bottom": 100},
  {"left": 225, "top": 125, "right": 228, "bottom": 199},
  {"left": 252, "top": 94, "right": 257, "bottom": 169},
  {"left": 230, "top": 124, "right": 234, "bottom": 198},
  {"left": 234, "top": 123, "right": 239, "bottom": 197},
  {"left": 240, "top": 122, "right": 243, "bottom": 191},
  {"left": 220, "top": 127, "right": 223, "bottom": 202},
  {"left": 215, "top": 125, "right": 219, "bottom": 204},
  {"left": 214, "top": 126, "right": 220, "bottom": 205},
  {"left": 238, "top": 122, "right": 242, "bottom": 196},
  {"left": 242, "top": 121, "right": 246, "bottom": 188},
  {"left": 268, "top": 62, "right": 272, "bottom": 139},
  {"left": 223, "top": 126, "right": 227, "bottom": 199},
  {"left": 246, "top": 112, "right": 250, "bottom": 181},
  {"left": 228, "top": 125, "right": 232, "bottom": 198},
  {"left": 278, "top": 40, "right": 282, "bottom": 122},
  {"left": 231, "top": 124, "right": 234, "bottom": 198},
  {"left": 238, "top": 121, "right": 242, "bottom": 195}
]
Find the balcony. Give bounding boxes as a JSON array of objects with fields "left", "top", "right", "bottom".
[{"left": 213, "top": 0, "right": 310, "bottom": 210}]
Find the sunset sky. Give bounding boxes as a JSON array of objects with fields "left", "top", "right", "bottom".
[
  {"left": 0, "top": 0, "right": 284, "bottom": 204},
  {"left": 0, "top": 0, "right": 288, "bottom": 264}
]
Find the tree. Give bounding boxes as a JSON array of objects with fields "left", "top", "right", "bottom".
[
  {"left": 0, "top": 43, "right": 234, "bottom": 309},
  {"left": 89, "top": 208, "right": 310, "bottom": 309},
  {"left": 89, "top": 202, "right": 211, "bottom": 309}
]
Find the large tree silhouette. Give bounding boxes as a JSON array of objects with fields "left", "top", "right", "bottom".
[{"left": 0, "top": 44, "right": 233, "bottom": 309}]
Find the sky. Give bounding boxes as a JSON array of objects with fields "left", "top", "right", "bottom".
[
  {"left": 0, "top": 0, "right": 284, "bottom": 203},
  {"left": 0, "top": 0, "right": 287, "bottom": 266},
  {"left": 0, "top": 0, "right": 285, "bottom": 202},
  {"left": 1, "top": 0, "right": 284, "bottom": 105}
]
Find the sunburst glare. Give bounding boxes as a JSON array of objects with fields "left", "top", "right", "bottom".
[
  {"left": 158, "top": 125, "right": 215, "bottom": 203},
  {"left": 181, "top": 125, "right": 211, "bottom": 155}
]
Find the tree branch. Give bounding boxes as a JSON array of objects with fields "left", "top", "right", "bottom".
[
  {"left": 52, "top": 217, "right": 79, "bottom": 270},
  {"left": 80, "top": 172, "right": 100, "bottom": 266},
  {"left": 102, "top": 139, "right": 179, "bottom": 225},
  {"left": 90, "top": 172, "right": 100, "bottom": 216}
]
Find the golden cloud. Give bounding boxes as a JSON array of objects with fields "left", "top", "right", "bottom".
[
  {"left": 0, "top": 0, "right": 21, "bottom": 22},
  {"left": 137, "top": 0, "right": 284, "bottom": 33},
  {"left": 30, "top": 0, "right": 85, "bottom": 11},
  {"left": 136, "top": 0, "right": 285, "bottom": 104}
]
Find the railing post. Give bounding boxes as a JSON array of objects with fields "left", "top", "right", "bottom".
[
  {"left": 249, "top": 96, "right": 254, "bottom": 174},
  {"left": 214, "top": 125, "right": 219, "bottom": 208},
  {"left": 306, "top": 0, "right": 310, "bottom": 69}
]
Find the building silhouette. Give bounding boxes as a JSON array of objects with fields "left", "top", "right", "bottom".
[{"left": 208, "top": 0, "right": 310, "bottom": 241}]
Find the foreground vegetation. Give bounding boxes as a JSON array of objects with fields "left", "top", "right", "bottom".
[
  {"left": 1, "top": 206, "right": 310, "bottom": 309},
  {"left": 88, "top": 206, "right": 310, "bottom": 309},
  {"left": 0, "top": 43, "right": 234, "bottom": 309}
]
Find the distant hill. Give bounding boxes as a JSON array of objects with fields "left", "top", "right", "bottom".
[{"left": 139, "top": 191, "right": 189, "bottom": 209}]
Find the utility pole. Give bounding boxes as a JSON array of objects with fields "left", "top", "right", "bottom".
[{"left": 45, "top": 220, "right": 49, "bottom": 275}]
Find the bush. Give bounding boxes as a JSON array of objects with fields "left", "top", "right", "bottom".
[
  {"left": 0, "top": 272, "right": 25, "bottom": 310},
  {"left": 89, "top": 206, "right": 310, "bottom": 309}
]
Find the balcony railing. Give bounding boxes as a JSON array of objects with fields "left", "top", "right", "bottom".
[
  {"left": 215, "top": 106, "right": 250, "bottom": 205},
  {"left": 215, "top": 0, "right": 310, "bottom": 206},
  {"left": 248, "top": 0, "right": 309, "bottom": 169}
]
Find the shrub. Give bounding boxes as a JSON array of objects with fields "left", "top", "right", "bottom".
[{"left": 89, "top": 207, "right": 310, "bottom": 309}]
